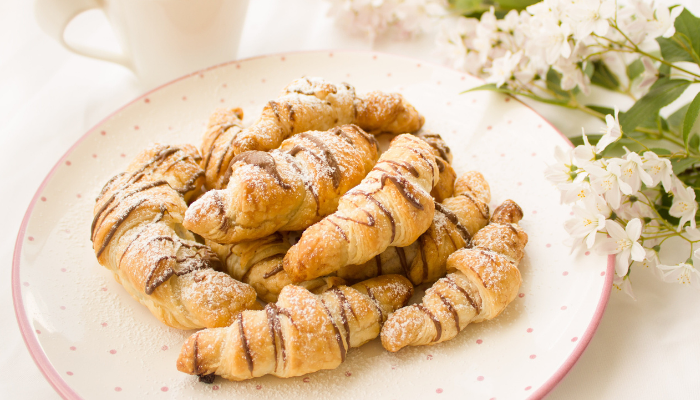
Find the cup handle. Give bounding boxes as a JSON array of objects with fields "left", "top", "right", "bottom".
[{"left": 34, "top": 0, "right": 133, "bottom": 70}]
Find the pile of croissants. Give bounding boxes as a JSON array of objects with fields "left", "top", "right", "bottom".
[{"left": 90, "top": 77, "right": 528, "bottom": 383}]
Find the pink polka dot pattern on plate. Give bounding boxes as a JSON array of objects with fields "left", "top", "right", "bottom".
[
  {"left": 110, "top": 349, "right": 117, "bottom": 354},
  {"left": 487, "top": 126, "right": 492, "bottom": 130},
  {"left": 572, "top": 337, "right": 579, "bottom": 342},
  {"left": 161, "top": 386, "right": 168, "bottom": 392},
  {"left": 182, "top": 96, "right": 187, "bottom": 101},
  {"left": 65, "top": 161, "right": 71, "bottom": 166},
  {"left": 563, "top": 271, "right": 569, "bottom": 276},
  {"left": 101, "top": 130, "right": 106, "bottom": 135},
  {"left": 60, "top": 306, "right": 65, "bottom": 310},
  {"left": 144, "top": 98, "right": 150, "bottom": 103},
  {"left": 476, "top": 339, "right": 483, "bottom": 344},
  {"left": 427, "top": 354, "right": 433, "bottom": 360},
  {"left": 115, "top": 387, "right": 121, "bottom": 392},
  {"left": 92, "top": 154, "right": 97, "bottom": 158},
  {"left": 525, "top": 386, "right": 532, "bottom": 391},
  {"left": 546, "top": 243, "right": 551, "bottom": 248},
  {"left": 76, "top": 194, "right": 81, "bottom": 198},
  {"left": 585, "top": 251, "right": 591, "bottom": 256},
  {"left": 70, "top": 346, "right": 76, "bottom": 351},
  {"left": 601, "top": 271, "right": 606, "bottom": 276},
  {"left": 101, "top": 287, "right": 107, "bottom": 291},
  {"left": 28, "top": 236, "right": 34, "bottom": 241},
  {"left": 527, "top": 328, "right": 533, "bottom": 333},
  {"left": 477, "top": 376, "right": 484, "bottom": 381},
  {"left": 213, "top": 385, "right": 219, "bottom": 390},
  {"left": 303, "top": 377, "right": 310, "bottom": 383},
  {"left": 530, "top": 354, "right": 537, "bottom": 359},
  {"left": 436, "top": 388, "right": 443, "bottom": 394},
  {"left": 519, "top": 293, "right": 525, "bottom": 298},
  {"left": 345, "top": 371, "right": 352, "bottom": 377},
  {"left": 134, "top": 126, "right": 139, "bottom": 130},
  {"left": 66, "top": 371, "right": 73, "bottom": 376},
  {"left": 561, "top": 306, "right": 568, "bottom": 310},
  {"left": 101, "top": 322, "right": 108, "bottom": 327},
  {"left": 532, "top": 210, "right": 537, "bottom": 214},
  {"left": 35, "top": 330, "right": 41, "bottom": 334},
  {"left": 41, "top": 197, "right": 46, "bottom": 202},
  {"left": 162, "top": 345, "right": 168, "bottom": 351},
  {"left": 23, "top": 282, "right": 29, "bottom": 287},
  {"left": 256, "top": 385, "right": 262, "bottom": 390}
]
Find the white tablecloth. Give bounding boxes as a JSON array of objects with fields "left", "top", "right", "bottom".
[{"left": 2, "top": 0, "right": 699, "bottom": 398}]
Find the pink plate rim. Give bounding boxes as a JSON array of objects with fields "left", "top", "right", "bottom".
[{"left": 12, "top": 49, "right": 615, "bottom": 400}]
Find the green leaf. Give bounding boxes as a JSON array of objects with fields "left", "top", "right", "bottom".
[
  {"left": 462, "top": 83, "right": 572, "bottom": 106},
  {"left": 657, "top": 36, "right": 695, "bottom": 63},
  {"left": 495, "top": 0, "right": 538, "bottom": 11},
  {"left": 649, "top": 147, "right": 672, "bottom": 155},
  {"left": 627, "top": 58, "right": 645, "bottom": 81},
  {"left": 590, "top": 60, "right": 621, "bottom": 90},
  {"left": 619, "top": 79, "right": 691, "bottom": 135},
  {"left": 449, "top": 0, "right": 489, "bottom": 15},
  {"left": 669, "top": 8, "right": 700, "bottom": 65},
  {"left": 682, "top": 91, "right": 700, "bottom": 151},
  {"left": 570, "top": 134, "right": 602, "bottom": 147},
  {"left": 668, "top": 103, "right": 690, "bottom": 134},
  {"left": 671, "top": 156, "right": 700, "bottom": 174},
  {"left": 583, "top": 61, "right": 595, "bottom": 78}
]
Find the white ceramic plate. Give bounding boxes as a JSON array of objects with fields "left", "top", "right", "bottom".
[{"left": 13, "top": 51, "right": 612, "bottom": 400}]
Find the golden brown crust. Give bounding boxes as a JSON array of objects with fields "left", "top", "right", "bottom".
[
  {"left": 184, "top": 125, "right": 380, "bottom": 243},
  {"left": 200, "top": 78, "right": 424, "bottom": 190},
  {"left": 91, "top": 144, "right": 258, "bottom": 330},
  {"left": 380, "top": 200, "right": 528, "bottom": 352},
  {"left": 176, "top": 275, "right": 413, "bottom": 381},
  {"left": 337, "top": 171, "right": 490, "bottom": 285},
  {"left": 283, "top": 134, "right": 440, "bottom": 282}
]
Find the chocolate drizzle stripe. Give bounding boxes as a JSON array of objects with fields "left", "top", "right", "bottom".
[
  {"left": 380, "top": 174, "right": 424, "bottom": 210},
  {"left": 299, "top": 133, "right": 342, "bottom": 189},
  {"left": 238, "top": 315, "right": 255, "bottom": 374},
  {"left": 91, "top": 180, "right": 169, "bottom": 240},
  {"left": 419, "top": 236, "right": 429, "bottom": 282},
  {"left": 330, "top": 126, "right": 354, "bottom": 145},
  {"left": 96, "top": 172, "right": 125, "bottom": 203},
  {"left": 203, "top": 123, "right": 236, "bottom": 171},
  {"left": 365, "top": 287, "right": 384, "bottom": 322},
  {"left": 277, "top": 308, "right": 298, "bottom": 331},
  {"left": 395, "top": 247, "right": 409, "bottom": 277},
  {"left": 381, "top": 160, "right": 419, "bottom": 177},
  {"left": 164, "top": 155, "right": 189, "bottom": 173},
  {"left": 285, "top": 154, "right": 320, "bottom": 215},
  {"left": 435, "top": 157, "right": 446, "bottom": 173},
  {"left": 332, "top": 288, "right": 353, "bottom": 347},
  {"left": 212, "top": 191, "right": 230, "bottom": 232},
  {"left": 269, "top": 100, "right": 281, "bottom": 121},
  {"left": 435, "top": 203, "right": 471, "bottom": 243},
  {"left": 225, "top": 151, "right": 291, "bottom": 190},
  {"left": 408, "top": 147, "right": 435, "bottom": 187},
  {"left": 265, "top": 304, "right": 286, "bottom": 372},
  {"left": 327, "top": 219, "right": 349, "bottom": 242},
  {"left": 416, "top": 304, "right": 442, "bottom": 342},
  {"left": 193, "top": 332, "right": 201, "bottom": 375},
  {"left": 350, "top": 190, "right": 395, "bottom": 242},
  {"left": 320, "top": 299, "right": 346, "bottom": 362},
  {"left": 445, "top": 276, "right": 480, "bottom": 314},
  {"left": 461, "top": 192, "right": 490, "bottom": 220},
  {"left": 263, "top": 264, "right": 284, "bottom": 279},
  {"left": 118, "top": 207, "right": 166, "bottom": 267},
  {"left": 176, "top": 170, "right": 205, "bottom": 195},
  {"left": 96, "top": 198, "right": 147, "bottom": 258},
  {"left": 438, "top": 293, "right": 460, "bottom": 333},
  {"left": 375, "top": 254, "right": 383, "bottom": 275}
]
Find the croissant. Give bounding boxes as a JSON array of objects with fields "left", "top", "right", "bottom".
[
  {"left": 91, "top": 144, "right": 259, "bottom": 330},
  {"left": 176, "top": 275, "right": 414, "bottom": 381},
  {"left": 416, "top": 132, "right": 456, "bottom": 203},
  {"left": 380, "top": 200, "right": 528, "bottom": 352},
  {"left": 185, "top": 125, "right": 380, "bottom": 243},
  {"left": 208, "top": 233, "right": 345, "bottom": 303},
  {"left": 338, "top": 171, "right": 491, "bottom": 285},
  {"left": 283, "top": 134, "right": 440, "bottom": 283},
  {"left": 201, "top": 77, "right": 425, "bottom": 190}
]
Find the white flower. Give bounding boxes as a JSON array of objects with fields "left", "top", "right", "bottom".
[
  {"left": 564, "top": 194, "right": 611, "bottom": 249},
  {"left": 597, "top": 219, "right": 646, "bottom": 276},
  {"left": 669, "top": 177, "right": 698, "bottom": 231},
  {"left": 566, "top": 0, "right": 615, "bottom": 39},
  {"left": 596, "top": 108, "right": 622, "bottom": 152},
  {"left": 617, "top": 192, "right": 655, "bottom": 221},
  {"left": 559, "top": 179, "right": 593, "bottom": 204},
  {"left": 615, "top": 152, "right": 653, "bottom": 193},
  {"left": 486, "top": 51, "right": 523, "bottom": 87},
  {"left": 588, "top": 160, "right": 633, "bottom": 209},
  {"left": 647, "top": 4, "right": 684, "bottom": 39},
  {"left": 657, "top": 249, "right": 700, "bottom": 289},
  {"left": 554, "top": 57, "right": 591, "bottom": 95},
  {"left": 435, "top": 17, "right": 476, "bottom": 71},
  {"left": 527, "top": 19, "right": 572, "bottom": 64},
  {"left": 545, "top": 146, "right": 578, "bottom": 186},
  {"left": 613, "top": 274, "right": 636, "bottom": 299},
  {"left": 641, "top": 151, "right": 673, "bottom": 191},
  {"left": 573, "top": 131, "right": 601, "bottom": 166}
]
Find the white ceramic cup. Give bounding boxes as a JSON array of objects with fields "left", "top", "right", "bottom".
[{"left": 35, "top": 0, "right": 250, "bottom": 87}]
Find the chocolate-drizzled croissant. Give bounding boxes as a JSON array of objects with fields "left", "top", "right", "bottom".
[
  {"left": 380, "top": 200, "right": 528, "bottom": 352},
  {"left": 416, "top": 132, "right": 456, "bottom": 203},
  {"left": 337, "top": 171, "right": 490, "bottom": 285},
  {"left": 208, "top": 233, "right": 345, "bottom": 303},
  {"left": 91, "top": 144, "right": 259, "bottom": 330},
  {"left": 176, "top": 275, "right": 413, "bottom": 381},
  {"left": 284, "top": 134, "right": 440, "bottom": 283},
  {"left": 201, "top": 77, "right": 425, "bottom": 190},
  {"left": 185, "top": 125, "right": 380, "bottom": 244}
]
